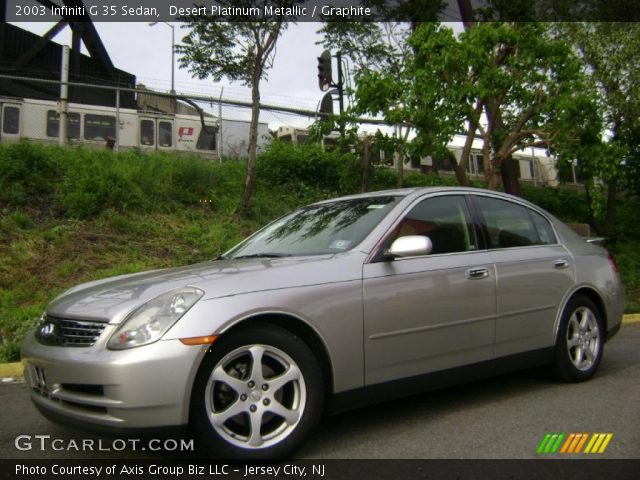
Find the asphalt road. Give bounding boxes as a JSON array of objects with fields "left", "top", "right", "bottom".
[{"left": 1, "top": 323, "right": 638, "bottom": 460}]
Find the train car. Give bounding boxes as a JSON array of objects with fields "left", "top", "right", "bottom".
[
  {"left": 0, "top": 96, "right": 219, "bottom": 158},
  {"left": 275, "top": 126, "right": 562, "bottom": 187}
]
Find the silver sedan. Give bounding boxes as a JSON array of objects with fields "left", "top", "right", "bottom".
[{"left": 22, "top": 187, "right": 625, "bottom": 458}]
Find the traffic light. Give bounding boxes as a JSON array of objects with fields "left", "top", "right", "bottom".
[
  {"left": 317, "top": 50, "right": 332, "bottom": 91},
  {"left": 319, "top": 92, "right": 334, "bottom": 116}
]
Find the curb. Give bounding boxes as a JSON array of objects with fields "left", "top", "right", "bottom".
[
  {"left": 0, "top": 362, "right": 23, "bottom": 379},
  {"left": 1, "top": 314, "right": 639, "bottom": 378},
  {"left": 623, "top": 313, "right": 640, "bottom": 324}
]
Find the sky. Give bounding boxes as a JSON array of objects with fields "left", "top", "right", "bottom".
[
  {"left": 11, "top": 10, "right": 464, "bottom": 134},
  {"left": 10, "top": 20, "right": 351, "bottom": 130}
]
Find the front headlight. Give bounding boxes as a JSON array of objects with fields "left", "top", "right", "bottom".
[{"left": 107, "top": 287, "right": 204, "bottom": 350}]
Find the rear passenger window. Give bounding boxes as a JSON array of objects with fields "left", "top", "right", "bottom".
[
  {"left": 530, "top": 210, "right": 557, "bottom": 245},
  {"left": 475, "top": 196, "right": 540, "bottom": 248},
  {"left": 394, "top": 195, "right": 478, "bottom": 254}
]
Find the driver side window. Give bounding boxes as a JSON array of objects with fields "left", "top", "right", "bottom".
[{"left": 394, "top": 195, "right": 478, "bottom": 254}]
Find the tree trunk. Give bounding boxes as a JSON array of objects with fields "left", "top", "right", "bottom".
[
  {"left": 238, "top": 64, "right": 262, "bottom": 213},
  {"left": 500, "top": 155, "right": 522, "bottom": 197},
  {"left": 396, "top": 126, "right": 410, "bottom": 188},
  {"left": 448, "top": 151, "right": 467, "bottom": 185},
  {"left": 397, "top": 153, "right": 404, "bottom": 188},
  {"left": 361, "top": 135, "right": 371, "bottom": 192},
  {"left": 605, "top": 180, "right": 618, "bottom": 245},
  {"left": 488, "top": 167, "right": 501, "bottom": 190},
  {"left": 456, "top": 101, "right": 485, "bottom": 187},
  {"left": 485, "top": 100, "right": 521, "bottom": 196},
  {"left": 583, "top": 178, "right": 602, "bottom": 235}
]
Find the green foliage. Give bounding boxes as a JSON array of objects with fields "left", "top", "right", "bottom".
[
  {"left": 614, "top": 241, "right": 640, "bottom": 314},
  {"left": 256, "top": 140, "right": 358, "bottom": 195},
  {"left": 176, "top": 5, "right": 297, "bottom": 211},
  {"left": 0, "top": 142, "right": 62, "bottom": 206},
  {"left": 520, "top": 186, "right": 590, "bottom": 223},
  {"left": 0, "top": 143, "right": 250, "bottom": 219}
]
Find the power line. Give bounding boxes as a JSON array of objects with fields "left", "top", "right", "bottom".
[{"left": 0, "top": 73, "right": 390, "bottom": 126}]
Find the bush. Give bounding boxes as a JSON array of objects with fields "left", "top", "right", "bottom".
[
  {"left": 0, "top": 141, "right": 62, "bottom": 207},
  {"left": 521, "top": 185, "right": 590, "bottom": 223},
  {"left": 0, "top": 143, "right": 254, "bottom": 218},
  {"left": 257, "top": 140, "right": 357, "bottom": 194}
]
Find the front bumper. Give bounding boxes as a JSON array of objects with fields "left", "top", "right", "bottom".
[{"left": 21, "top": 330, "right": 206, "bottom": 429}]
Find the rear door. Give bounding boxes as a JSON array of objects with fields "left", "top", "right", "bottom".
[{"left": 471, "top": 194, "right": 574, "bottom": 357}]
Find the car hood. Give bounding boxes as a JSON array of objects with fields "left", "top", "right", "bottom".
[{"left": 46, "top": 253, "right": 364, "bottom": 324}]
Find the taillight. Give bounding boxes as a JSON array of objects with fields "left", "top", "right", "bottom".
[{"left": 607, "top": 250, "right": 618, "bottom": 273}]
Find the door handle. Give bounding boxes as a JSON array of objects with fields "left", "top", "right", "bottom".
[
  {"left": 553, "top": 259, "right": 569, "bottom": 269},
  {"left": 466, "top": 267, "right": 490, "bottom": 280}
]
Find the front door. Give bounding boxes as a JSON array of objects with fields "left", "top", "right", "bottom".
[{"left": 363, "top": 194, "right": 496, "bottom": 385}]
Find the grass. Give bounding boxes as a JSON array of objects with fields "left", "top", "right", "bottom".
[
  {"left": 0, "top": 141, "right": 638, "bottom": 361},
  {"left": 0, "top": 210, "right": 222, "bottom": 360}
]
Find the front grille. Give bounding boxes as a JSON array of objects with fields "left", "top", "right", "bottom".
[
  {"left": 62, "top": 383, "right": 105, "bottom": 396},
  {"left": 36, "top": 315, "right": 107, "bottom": 347}
]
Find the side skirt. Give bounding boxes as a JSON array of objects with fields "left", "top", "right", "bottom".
[{"left": 328, "top": 347, "right": 555, "bottom": 415}]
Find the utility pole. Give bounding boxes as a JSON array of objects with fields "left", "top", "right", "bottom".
[
  {"left": 149, "top": 22, "right": 176, "bottom": 94},
  {"left": 218, "top": 87, "right": 224, "bottom": 161},
  {"left": 336, "top": 51, "right": 345, "bottom": 137},
  {"left": 59, "top": 45, "right": 69, "bottom": 146}
]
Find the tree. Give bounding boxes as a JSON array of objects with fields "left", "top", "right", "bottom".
[
  {"left": 320, "top": 21, "right": 433, "bottom": 187},
  {"left": 177, "top": 3, "right": 293, "bottom": 212},
  {"left": 342, "top": 21, "right": 595, "bottom": 197},
  {"left": 556, "top": 23, "right": 640, "bottom": 241}
]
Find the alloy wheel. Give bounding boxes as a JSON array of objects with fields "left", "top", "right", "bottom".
[
  {"left": 204, "top": 344, "right": 306, "bottom": 449},
  {"left": 566, "top": 306, "right": 601, "bottom": 372}
]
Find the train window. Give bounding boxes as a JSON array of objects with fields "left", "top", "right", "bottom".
[
  {"left": 196, "top": 128, "right": 216, "bottom": 151},
  {"left": 46, "top": 110, "right": 80, "bottom": 139},
  {"left": 2, "top": 106, "right": 20, "bottom": 134},
  {"left": 159, "top": 121, "right": 172, "bottom": 147},
  {"left": 84, "top": 114, "right": 116, "bottom": 141},
  {"left": 140, "top": 120, "right": 154, "bottom": 146}
]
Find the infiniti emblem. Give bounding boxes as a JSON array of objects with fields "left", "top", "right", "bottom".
[{"left": 38, "top": 323, "right": 55, "bottom": 338}]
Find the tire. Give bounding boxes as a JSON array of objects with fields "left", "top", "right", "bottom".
[
  {"left": 552, "top": 295, "right": 604, "bottom": 382},
  {"left": 190, "top": 323, "right": 324, "bottom": 459}
]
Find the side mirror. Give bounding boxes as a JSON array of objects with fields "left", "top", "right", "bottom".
[{"left": 386, "top": 235, "right": 432, "bottom": 259}]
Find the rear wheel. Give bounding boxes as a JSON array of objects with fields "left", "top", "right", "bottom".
[
  {"left": 190, "top": 324, "right": 324, "bottom": 459},
  {"left": 552, "top": 295, "right": 604, "bottom": 382}
]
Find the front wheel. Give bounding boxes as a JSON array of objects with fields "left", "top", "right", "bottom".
[
  {"left": 552, "top": 295, "right": 604, "bottom": 382},
  {"left": 190, "top": 324, "right": 324, "bottom": 459}
]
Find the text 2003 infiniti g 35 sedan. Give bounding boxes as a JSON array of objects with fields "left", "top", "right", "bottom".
[{"left": 22, "top": 187, "right": 624, "bottom": 458}]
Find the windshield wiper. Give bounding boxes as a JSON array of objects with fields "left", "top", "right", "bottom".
[{"left": 232, "top": 253, "right": 292, "bottom": 259}]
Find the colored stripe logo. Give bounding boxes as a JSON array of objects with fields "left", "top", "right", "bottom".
[{"left": 537, "top": 433, "right": 613, "bottom": 454}]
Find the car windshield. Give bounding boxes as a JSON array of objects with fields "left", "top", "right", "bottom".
[{"left": 225, "top": 196, "right": 401, "bottom": 258}]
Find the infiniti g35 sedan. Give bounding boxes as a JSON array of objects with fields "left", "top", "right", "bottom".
[{"left": 22, "top": 187, "right": 624, "bottom": 458}]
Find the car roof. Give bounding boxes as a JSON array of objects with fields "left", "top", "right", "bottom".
[{"left": 311, "top": 187, "right": 530, "bottom": 205}]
